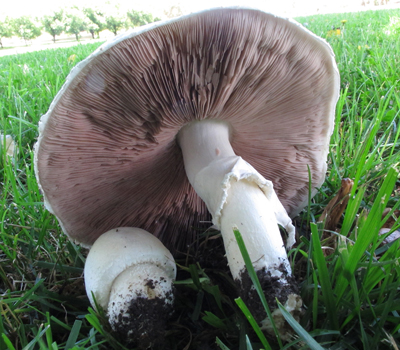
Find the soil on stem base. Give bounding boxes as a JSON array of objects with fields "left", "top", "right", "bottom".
[{"left": 237, "top": 265, "right": 300, "bottom": 322}]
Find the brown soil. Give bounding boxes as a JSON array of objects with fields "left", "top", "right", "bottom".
[
  {"left": 237, "top": 264, "right": 299, "bottom": 322},
  {"left": 112, "top": 289, "right": 175, "bottom": 349}
]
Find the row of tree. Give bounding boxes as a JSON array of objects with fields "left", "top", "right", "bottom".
[{"left": 0, "top": 5, "right": 162, "bottom": 48}]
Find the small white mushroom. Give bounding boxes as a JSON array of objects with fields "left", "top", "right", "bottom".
[
  {"left": 84, "top": 227, "right": 176, "bottom": 346},
  {"left": 1, "top": 134, "right": 16, "bottom": 161}
]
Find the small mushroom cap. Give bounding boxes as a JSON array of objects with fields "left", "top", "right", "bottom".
[
  {"left": 1, "top": 134, "right": 16, "bottom": 159},
  {"left": 84, "top": 227, "right": 176, "bottom": 311},
  {"left": 35, "top": 7, "right": 339, "bottom": 251}
]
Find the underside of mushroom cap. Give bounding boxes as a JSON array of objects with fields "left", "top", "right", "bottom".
[{"left": 35, "top": 7, "right": 339, "bottom": 251}]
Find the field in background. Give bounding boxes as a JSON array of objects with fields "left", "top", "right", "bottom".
[
  {"left": 1, "top": 1, "right": 400, "bottom": 58},
  {"left": 0, "top": 33, "right": 106, "bottom": 58},
  {"left": 1, "top": 7, "right": 400, "bottom": 350}
]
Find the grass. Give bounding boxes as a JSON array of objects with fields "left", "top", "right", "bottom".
[{"left": 1, "top": 7, "right": 400, "bottom": 350}]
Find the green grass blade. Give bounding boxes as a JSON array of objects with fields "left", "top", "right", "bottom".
[
  {"left": 233, "top": 228, "right": 278, "bottom": 349},
  {"left": 85, "top": 308, "right": 105, "bottom": 336},
  {"left": 22, "top": 325, "right": 50, "bottom": 350},
  {"left": 65, "top": 320, "right": 82, "bottom": 350},
  {"left": 202, "top": 311, "right": 228, "bottom": 330},
  {"left": 340, "top": 186, "right": 366, "bottom": 237},
  {"left": 277, "top": 302, "right": 326, "bottom": 350},
  {"left": 192, "top": 290, "right": 204, "bottom": 322},
  {"left": 311, "top": 223, "right": 339, "bottom": 330},
  {"left": 1, "top": 334, "right": 16, "bottom": 350},
  {"left": 216, "top": 337, "right": 231, "bottom": 350},
  {"left": 335, "top": 167, "right": 398, "bottom": 300},
  {"left": 45, "top": 312, "right": 53, "bottom": 348},
  {"left": 12, "top": 278, "right": 45, "bottom": 309},
  {"left": 311, "top": 269, "right": 319, "bottom": 330},
  {"left": 364, "top": 240, "right": 400, "bottom": 293},
  {"left": 358, "top": 311, "right": 371, "bottom": 350},
  {"left": 245, "top": 335, "right": 253, "bottom": 350},
  {"left": 235, "top": 297, "right": 270, "bottom": 349}
]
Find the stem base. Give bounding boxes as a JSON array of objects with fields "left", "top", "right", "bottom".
[
  {"left": 237, "top": 267, "right": 302, "bottom": 342},
  {"left": 108, "top": 264, "right": 175, "bottom": 348}
]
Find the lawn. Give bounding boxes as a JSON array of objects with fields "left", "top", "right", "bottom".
[{"left": 1, "top": 8, "right": 400, "bottom": 350}]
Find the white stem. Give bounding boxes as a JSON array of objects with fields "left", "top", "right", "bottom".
[
  {"left": 221, "top": 179, "right": 290, "bottom": 280},
  {"left": 177, "top": 120, "right": 295, "bottom": 280}
]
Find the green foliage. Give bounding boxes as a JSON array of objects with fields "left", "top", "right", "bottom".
[
  {"left": 0, "top": 4, "right": 161, "bottom": 45},
  {"left": 10, "top": 16, "right": 42, "bottom": 45},
  {"left": 102, "top": 4, "right": 127, "bottom": 36},
  {"left": 0, "top": 18, "right": 13, "bottom": 48},
  {"left": 65, "top": 8, "right": 88, "bottom": 41},
  {"left": 105, "top": 16, "right": 125, "bottom": 36},
  {"left": 126, "top": 10, "right": 157, "bottom": 28},
  {"left": 0, "top": 44, "right": 103, "bottom": 350},
  {"left": 163, "top": 5, "right": 184, "bottom": 19},
  {"left": 384, "top": 16, "right": 400, "bottom": 36},
  {"left": 41, "top": 10, "right": 65, "bottom": 43},
  {"left": 83, "top": 7, "right": 106, "bottom": 38}
]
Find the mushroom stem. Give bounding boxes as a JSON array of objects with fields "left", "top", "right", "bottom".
[
  {"left": 178, "top": 120, "right": 301, "bottom": 333},
  {"left": 220, "top": 179, "right": 291, "bottom": 280}
]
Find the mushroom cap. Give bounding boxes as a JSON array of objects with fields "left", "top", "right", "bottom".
[
  {"left": 1, "top": 134, "right": 16, "bottom": 158},
  {"left": 84, "top": 227, "right": 176, "bottom": 311},
  {"left": 35, "top": 7, "right": 339, "bottom": 251}
]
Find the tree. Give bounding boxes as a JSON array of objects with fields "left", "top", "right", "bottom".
[
  {"left": 86, "top": 22, "right": 100, "bottom": 39},
  {"left": 0, "top": 19, "right": 13, "bottom": 48},
  {"left": 84, "top": 7, "right": 106, "bottom": 38},
  {"left": 65, "top": 8, "right": 87, "bottom": 41},
  {"left": 11, "top": 17, "right": 42, "bottom": 45},
  {"left": 41, "top": 10, "right": 65, "bottom": 43},
  {"left": 126, "top": 10, "right": 159, "bottom": 28},
  {"left": 103, "top": 4, "right": 126, "bottom": 36},
  {"left": 105, "top": 15, "right": 125, "bottom": 35},
  {"left": 163, "top": 5, "right": 184, "bottom": 19}
]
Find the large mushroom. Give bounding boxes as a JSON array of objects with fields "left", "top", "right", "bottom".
[{"left": 35, "top": 7, "right": 339, "bottom": 342}]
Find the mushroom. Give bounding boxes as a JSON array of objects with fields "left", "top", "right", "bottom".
[
  {"left": 34, "top": 7, "right": 339, "bottom": 339},
  {"left": 1, "top": 133, "right": 16, "bottom": 161},
  {"left": 84, "top": 227, "right": 176, "bottom": 346}
]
